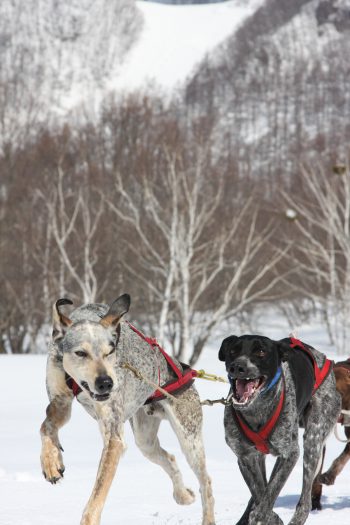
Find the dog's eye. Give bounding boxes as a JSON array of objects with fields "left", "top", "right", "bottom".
[
  {"left": 257, "top": 349, "right": 266, "bottom": 357},
  {"left": 107, "top": 346, "right": 115, "bottom": 357},
  {"left": 75, "top": 350, "right": 88, "bottom": 358}
]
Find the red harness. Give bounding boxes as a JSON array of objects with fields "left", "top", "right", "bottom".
[
  {"left": 233, "top": 337, "right": 333, "bottom": 454},
  {"left": 289, "top": 338, "right": 332, "bottom": 394},
  {"left": 233, "top": 382, "right": 285, "bottom": 455},
  {"left": 126, "top": 322, "right": 197, "bottom": 403},
  {"left": 65, "top": 373, "right": 82, "bottom": 397},
  {"left": 65, "top": 322, "right": 196, "bottom": 402}
]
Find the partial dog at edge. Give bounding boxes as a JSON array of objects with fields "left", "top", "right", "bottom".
[
  {"left": 311, "top": 358, "right": 350, "bottom": 509},
  {"left": 218, "top": 334, "right": 340, "bottom": 525},
  {"left": 40, "top": 294, "right": 215, "bottom": 525}
]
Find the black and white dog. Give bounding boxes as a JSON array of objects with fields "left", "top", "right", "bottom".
[{"left": 219, "top": 334, "right": 340, "bottom": 525}]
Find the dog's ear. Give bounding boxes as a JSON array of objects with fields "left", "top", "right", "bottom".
[
  {"left": 278, "top": 340, "right": 291, "bottom": 362},
  {"left": 52, "top": 298, "right": 73, "bottom": 342},
  {"left": 218, "top": 335, "right": 238, "bottom": 361},
  {"left": 100, "top": 293, "right": 131, "bottom": 330}
]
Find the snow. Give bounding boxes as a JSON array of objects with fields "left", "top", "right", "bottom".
[
  {"left": 1, "top": 313, "right": 350, "bottom": 525},
  {"left": 109, "top": 0, "right": 265, "bottom": 93},
  {"left": 0, "top": 0, "right": 267, "bottom": 121},
  {"left": 0, "top": 0, "right": 143, "bottom": 123}
]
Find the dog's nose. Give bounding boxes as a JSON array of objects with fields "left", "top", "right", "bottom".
[
  {"left": 229, "top": 362, "right": 247, "bottom": 377},
  {"left": 95, "top": 375, "right": 113, "bottom": 394}
]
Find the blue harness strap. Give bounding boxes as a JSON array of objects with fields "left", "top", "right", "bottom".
[{"left": 261, "top": 367, "right": 282, "bottom": 394}]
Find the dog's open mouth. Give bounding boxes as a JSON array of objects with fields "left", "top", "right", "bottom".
[
  {"left": 232, "top": 376, "right": 266, "bottom": 405},
  {"left": 81, "top": 381, "right": 110, "bottom": 402}
]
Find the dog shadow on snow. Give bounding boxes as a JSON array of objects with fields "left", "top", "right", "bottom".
[{"left": 276, "top": 494, "right": 350, "bottom": 511}]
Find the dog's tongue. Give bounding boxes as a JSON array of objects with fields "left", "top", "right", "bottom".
[{"left": 236, "top": 378, "right": 259, "bottom": 401}]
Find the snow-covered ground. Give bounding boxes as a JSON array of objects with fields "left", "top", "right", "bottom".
[
  {"left": 1, "top": 314, "right": 349, "bottom": 525},
  {"left": 109, "top": 0, "right": 264, "bottom": 93}
]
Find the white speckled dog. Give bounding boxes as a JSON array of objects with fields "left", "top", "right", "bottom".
[{"left": 40, "top": 294, "right": 215, "bottom": 525}]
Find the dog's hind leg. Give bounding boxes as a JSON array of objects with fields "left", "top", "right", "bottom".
[
  {"left": 289, "top": 403, "right": 340, "bottom": 524},
  {"left": 163, "top": 388, "right": 216, "bottom": 525},
  {"left": 311, "top": 445, "right": 326, "bottom": 510},
  {"left": 131, "top": 407, "right": 195, "bottom": 505},
  {"left": 319, "top": 426, "right": 350, "bottom": 486},
  {"left": 289, "top": 434, "right": 325, "bottom": 524}
]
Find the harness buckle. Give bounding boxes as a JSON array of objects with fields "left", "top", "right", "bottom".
[{"left": 196, "top": 369, "right": 229, "bottom": 383}]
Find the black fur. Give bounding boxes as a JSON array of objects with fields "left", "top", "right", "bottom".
[{"left": 279, "top": 339, "right": 315, "bottom": 415}]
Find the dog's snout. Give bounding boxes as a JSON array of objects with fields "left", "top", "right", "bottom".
[
  {"left": 229, "top": 360, "right": 248, "bottom": 377},
  {"left": 95, "top": 375, "right": 113, "bottom": 394}
]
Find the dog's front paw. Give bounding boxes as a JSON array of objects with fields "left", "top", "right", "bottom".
[
  {"left": 270, "top": 513, "right": 283, "bottom": 525},
  {"left": 248, "top": 509, "right": 264, "bottom": 525},
  {"left": 249, "top": 510, "right": 283, "bottom": 525},
  {"left": 173, "top": 486, "right": 196, "bottom": 505},
  {"left": 41, "top": 438, "right": 65, "bottom": 484},
  {"left": 318, "top": 471, "right": 335, "bottom": 486}
]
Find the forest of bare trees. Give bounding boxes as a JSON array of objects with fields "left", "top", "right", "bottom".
[
  {"left": 0, "top": 0, "right": 142, "bottom": 132},
  {"left": 1, "top": 89, "right": 349, "bottom": 358},
  {"left": 186, "top": 0, "right": 350, "bottom": 184}
]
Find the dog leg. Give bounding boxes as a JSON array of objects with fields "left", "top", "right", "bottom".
[
  {"left": 237, "top": 454, "right": 286, "bottom": 525},
  {"left": 250, "top": 445, "right": 300, "bottom": 525},
  {"left": 80, "top": 416, "right": 125, "bottom": 525},
  {"left": 236, "top": 497, "right": 254, "bottom": 525},
  {"left": 238, "top": 454, "right": 267, "bottom": 503},
  {"left": 311, "top": 445, "right": 326, "bottom": 510},
  {"left": 131, "top": 408, "right": 194, "bottom": 506},
  {"left": 289, "top": 431, "right": 331, "bottom": 524},
  {"left": 40, "top": 395, "right": 72, "bottom": 483},
  {"left": 164, "top": 390, "right": 215, "bottom": 525},
  {"left": 236, "top": 454, "right": 266, "bottom": 524},
  {"left": 319, "top": 426, "right": 350, "bottom": 486}
]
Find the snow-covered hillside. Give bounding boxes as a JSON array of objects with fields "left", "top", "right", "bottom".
[
  {"left": 110, "top": 0, "right": 264, "bottom": 93},
  {"left": 1, "top": 314, "right": 350, "bottom": 525},
  {"left": 0, "top": 0, "right": 264, "bottom": 126},
  {"left": 2, "top": 0, "right": 349, "bottom": 168},
  {"left": 186, "top": 0, "right": 350, "bottom": 179},
  {"left": 0, "top": 0, "right": 142, "bottom": 128}
]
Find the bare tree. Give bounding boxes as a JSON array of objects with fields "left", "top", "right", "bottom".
[
  {"left": 108, "top": 136, "right": 290, "bottom": 364},
  {"left": 39, "top": 165, "right": 107, "bottom": 304},
  {"left": 282, "top": 159, "right": 350, "bottom": 353}
]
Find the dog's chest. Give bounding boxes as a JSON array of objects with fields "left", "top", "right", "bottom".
[
  {"left": 76, "top": 390, "right": 99, "bottom": 419},
  {"left": 226, "top": 367, "right": 301, "bottom": 457}
]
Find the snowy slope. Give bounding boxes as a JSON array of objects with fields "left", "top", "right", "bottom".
[
  {"left": 0, "top": 0, "right": 266, "bottom": 128},
  {"left": 1, "top": 314, "right": 350, "bottom": 525},
  {"left": 185, "top": 0, "right": 350, "bottom": 179},
  {"left": 0, "top": 0, "right": 142, "bottom": 127},
  {"left": 109, "top": 0, "right": 265, "bottom": 93}
]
